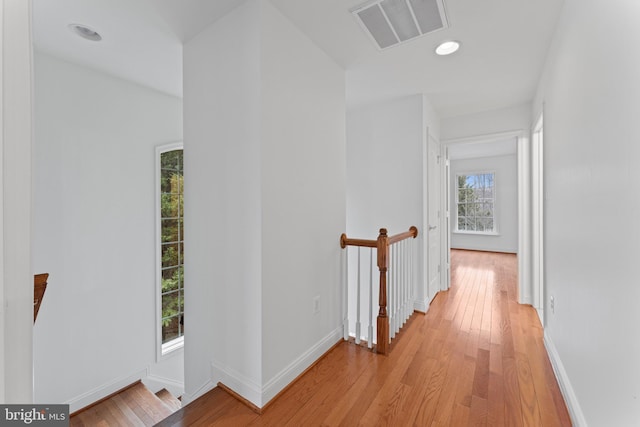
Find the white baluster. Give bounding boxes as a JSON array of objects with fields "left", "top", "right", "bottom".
[
  {"left": 396, "top": 241, "right": 400, "bottom": 329},
  {"left": 343, "top": 246, "right": 349, "bottom": 341},
  {"left": 396, "top": 242, "right": 404, "bottom": 333},
  {"left": 356, "top": 247, "right": 361, "bottom": 344},
  {"left": 404, "top": 240, "right": 409, "bottom": 324},
  {"left": 390, "top": 244, "right": 396, "bottom": 339},
  {"left": 368, "top": 248, "right": 374, "bottom": 349},
  {"left": 403, "top": 239, "right": 408, "bottom": 323},
  {"left": 400, "top": 240, "right": 405, "bottom": 327},
  {"left": 408, "top": 240, "right": 412, "bottom": 320},
  {"left": 395, "top": 244, "right": 400, "bottom": 335},
  {"left": 410, "top": 238, "right": 414, "bottom": 314},
  {"left": 389, "top": 245, "right": 399, "bottom": 338}
]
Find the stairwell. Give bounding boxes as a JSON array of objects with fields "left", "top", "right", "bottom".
[{"left": 70, "top": 382, "right": 181, "bottom": 426}]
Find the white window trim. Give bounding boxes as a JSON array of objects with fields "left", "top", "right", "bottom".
[
  {"left": 452, "top": 230, "right": 500, "bottom": 236},
  {"left": 454, "top": 170, "right": 498, "bottom": 236},
  {"left": 156, "top": 142, "right": 184, "bottom": 361}
]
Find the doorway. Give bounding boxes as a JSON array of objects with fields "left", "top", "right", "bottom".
[{"left": 443, "top": 132, "right": 525, "bottom": 303}]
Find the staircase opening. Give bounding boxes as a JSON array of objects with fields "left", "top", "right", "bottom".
[{"left": 69, "top": 382, "right": 181, "bottom": 426}]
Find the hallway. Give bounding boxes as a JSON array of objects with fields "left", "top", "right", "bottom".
[{"left": 157, "top": 249, "right": 571, "bottom": 426}]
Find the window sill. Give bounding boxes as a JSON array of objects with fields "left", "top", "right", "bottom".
[
  {"left": 161, "top": 336, "right": 184, "bottom": 358},
  {"left": 453, "top": 230, "right": 500, "bottom": 236}
]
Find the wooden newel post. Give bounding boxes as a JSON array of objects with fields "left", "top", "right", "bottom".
[{"left": 376, "top": 228, "right": 390, "bottom": 355}]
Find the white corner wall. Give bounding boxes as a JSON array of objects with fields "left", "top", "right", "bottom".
[
  {"left": 183, "top": 0, "right": 263, "bottom": 404},
  {"left": 260, "top": 0, "right": 346, "bottom": 402},
  {"left": 346, "top": 94, "right": 439, "bottom": 312},
  {"left": 183, "top": 0, "right": 346, "bottom": 407},
  {"left": 450, "top": 154, "right": 518, "bottom": 253},
  {"left": 1, "top": 0, "right": 34, "bottom": 403},
  {"left": 33, "top": 52, "right": 183, "bottom": 409},
  {"left": 532, "top": 0, "right": 640, "bottom": 425}
]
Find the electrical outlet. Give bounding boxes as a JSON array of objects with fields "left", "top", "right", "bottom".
[
  {"left": 313, "top": 296, "right": 320, "bottom": 314},
  {"left": 550, "top": 295, "right": 555, "bottom": 314}
]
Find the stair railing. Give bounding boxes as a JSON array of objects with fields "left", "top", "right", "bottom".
[{"left": 340, "top": 226, "right": 418, "bottom": 355}]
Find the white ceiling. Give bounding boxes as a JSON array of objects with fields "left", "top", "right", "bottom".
[{"left": 32, "top": 0, "right": 564, "bottom": 118}]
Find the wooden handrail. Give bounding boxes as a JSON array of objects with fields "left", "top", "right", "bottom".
[
  {"left": 340, "top": 226, "right": 418, "bottom": 355},
  {"left": 388, "top": 226, "right": 418, "bottom": 245},
  {"left": 34, "top": 273, "right": 49, "bottom": 323},
  {"left": 339, "top": 234, "right": 377, "bottom": 249}
]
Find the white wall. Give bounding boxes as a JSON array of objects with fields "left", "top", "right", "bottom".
[
  {"left": 33, "top": 52, "right": 183, "bottom": 408},
  {"left": 450, "top": 154, "right": 518, "bottom": 253},
  {"left": 183, "top": 0, "right": 346, "bottom": 407},
  {"left": 532, "top": 0, "right": 640, "bottom": 425},
  {"left": 260, "top": 0, "right": 346, "bottom": 398},
  {"left": 440, "top": 103, "right": 530, "bottom": 141},
  {"left": 346, "top": 94, "right": 439, "bottom": 312}
]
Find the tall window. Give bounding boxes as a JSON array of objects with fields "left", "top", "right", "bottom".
[
  {"left": 456, "top": 172, "right": 495, "bottom": 233},
  {"left": 158, "top": 145, "right": 184, "bottom": 355}
]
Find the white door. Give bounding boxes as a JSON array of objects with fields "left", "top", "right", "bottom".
[{"left": 427, "top": 135, "right": 441, "bottom": 302}]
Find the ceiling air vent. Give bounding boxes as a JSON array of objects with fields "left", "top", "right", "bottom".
[{"left": 351, "top": 0, "right": 449, "bottom": 50}]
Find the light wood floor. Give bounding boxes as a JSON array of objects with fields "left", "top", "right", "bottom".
[{"left": 157, "top": 249, "right": 571, "bottom": 426}]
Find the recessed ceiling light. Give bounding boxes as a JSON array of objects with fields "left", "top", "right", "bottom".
[
  {"left": 435, "top": 40, "right": 460, "bottom": 56},
  {"left": 68, "top": 24, "right": 102, "bottom": 42}
]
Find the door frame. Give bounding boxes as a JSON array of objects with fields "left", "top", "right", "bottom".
[
  {"left": 532, "top": 113, "right": 544, "bottom": 325},
  {"left": 441, "top": 145, "right": 450, "bottom": 291},
  {"left": 442, "top": 130, "right": 531, "bottom": 306},
  {"left": 424, "top": 132, "right": 443, "bottom": 304}
]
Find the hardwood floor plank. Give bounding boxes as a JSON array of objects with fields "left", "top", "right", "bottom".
[
  {"left": 448, "top": 403, "right": 470, "bottom": 426},
  {"left": 412, "top": 354, "right": 451, "bottom": 426},
  {"left": 525, "top": 336, "right": 563, "bottom": 427},
  {"left": 503, "top": 357, "right": 524, "bottom": 427},
  {"left": 516, "top": 353, "right": 543, "bottom": 427},
  {"left": 536, "top": 336, "right": 573, "bottom": 426},
  {"left": 472, "top": 348, "right": 490, "bottom": 400},
  {"left": 358, "top": 332, "right": 424, "bottom": 425},
  {"left": 111, "top": 395, "right": 146, "bottom": 427},
  {"left": 489, "top": 343, "right": 503, "bottom": 376},
  {"left": 469, "top": 395, "right": 488, "bottom": 427},
  {"left": 319, "top": 355, "right": 378, "bottom": 426},
  {"left": 487, "top": 372, "right": 505, "bottom": 426},
  {"left": 454, "top": 354, "right": 477, "bottom": 408},
  {"left": 283, "top": 344, "right": 379, "bottom": 426},
  {"left": 394, "top": 356, "right": 438, "bottom": 425}
]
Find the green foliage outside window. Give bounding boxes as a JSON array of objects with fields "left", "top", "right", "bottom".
[
  {"left": 160, "top": 149, "right": 184, "bottom": 344},
  {"left": 456, "top": 173, "right": 495, "bottom": 232}
]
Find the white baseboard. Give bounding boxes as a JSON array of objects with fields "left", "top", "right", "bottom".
[
  {"left": 414, "top": 297, "right": 430, "bottom": 313},
  {"left": 180, "top": 379, "right": 217, "bottom": 406},
  {"left": 66, "top": 368, "right": 148, "bottom": 413},
  {"left": 544, "top": 331, "right": 587, "bottom": 427},
  {"left": 262, "top": 326, "right": 342, "bottom": 405},
  {"left": 536, "top": 307, "right": 544, "bottom": 328},
  {"left": 210, "top": 360, "right": 262, "bottom": 407},
  {"left": 143, "top": 374, "right": 185, "bottom": 399},
  {"left": 209, "top": 327, "right": 342, "bottom": 409}
]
